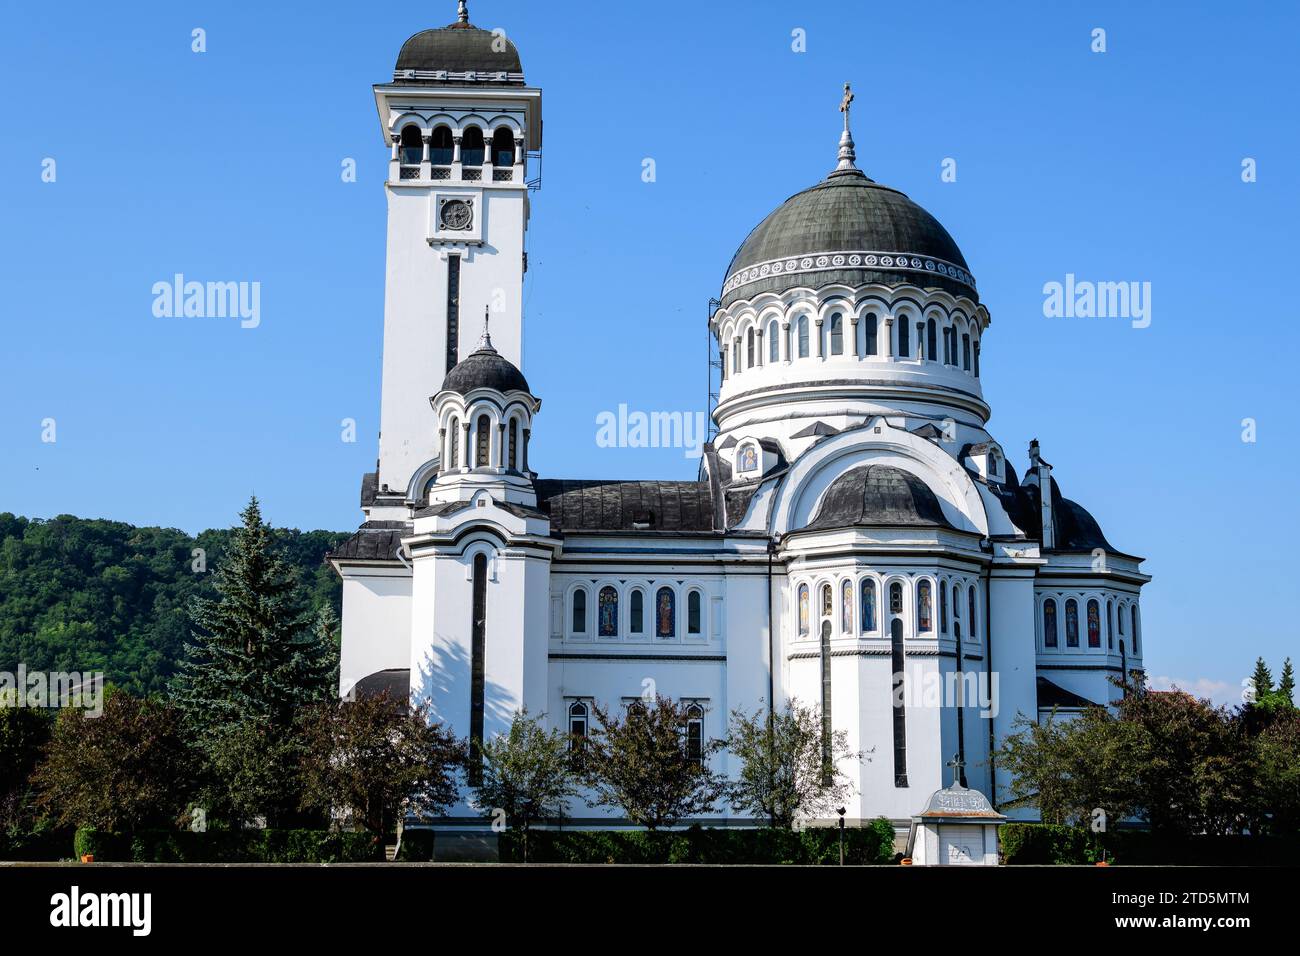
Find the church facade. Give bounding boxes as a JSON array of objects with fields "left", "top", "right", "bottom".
[{"left": 330, "top": 4, "right": 1150, "bottom": 830}]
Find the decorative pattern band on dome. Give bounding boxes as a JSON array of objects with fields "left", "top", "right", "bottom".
[
  {"left": 723, "top": 249, "right": 977, "bottom": 298},
  {"left": 393, "top": 69, "right": 525, "bottom": 83}
]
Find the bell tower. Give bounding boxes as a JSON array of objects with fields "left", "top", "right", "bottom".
[{"left": 369, "top": 1, "right": 541, "bottom": 517}]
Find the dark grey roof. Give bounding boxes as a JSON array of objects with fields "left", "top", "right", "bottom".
[
  {"left": 1037, "top": 676, "right": 1097, "bottom": 710},
  {"left": 535, "top": 480, "right": 717, "bottom": 533},
  {"left": 329, "top": 521, "right": 411, "bottom": 562},
  {"left": 360, "top": 470, "right": 378, "bottom": 508},
  {"left": 805, "top": 464, "right": 956, "bottom": 531},
  {"left": 790, "top": 421, "right": 839, "bottom": 439},
  {"left": 348, "top": 669, "right": 411, "bottom": 703},
  {"left": 394, "top": 23, "right": 524, "bottom": 83},
  {"left": 440, "top": 346, "right": 530, "bottom": 396},
  {"left": 722, "top": 171, "right": 974, "bottom": 306},
  {"left": 1018, "top": 480, "right": 1116, "bottom": 553}
]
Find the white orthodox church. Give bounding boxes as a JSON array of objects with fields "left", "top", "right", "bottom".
[{"left": 330, "top": 3, "right": 1150, "bottom": 839}]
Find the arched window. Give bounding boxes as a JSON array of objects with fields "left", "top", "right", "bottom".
[
  {"left": 733, "top": 339, "right": 741, "bottom": 374},
  {"left": 685, "top": 703, "right": 704, "bottom": 763},
  {"left": 448, "top": 417, "right": 460, "bottom": 468},
  {"left": 952, "top": 585, "right": 961, "bottom": 626},
  {"left": 598, "top": 586, "right": 619, "bottom": 638},
  {"left": 746, "top": 327, "right": 755, "bottom": 367},
  {"left": 829, "top": 312, "right": 843, "bottom": 355},
  {"left": 973, "top": 340, "right": 981, "bottom": 377},
  {"left": 860, "top": 579, "right": 876, "bottom": 632},
  {"left": 469, "top": 551, "right": 488, "bottom": 784},
  {"left": 1065, "top": 599, "right": 1079, "bottom": 647},
  {"left": 917, "top": 580, "right": 933, "bottom": 632},
  {"left": 629, "top": 588, "right": 645, "bottom": 635},
  {"left": 943, "top": 325, "right": 953, "bottom": 364},
  {"left": 820, "top": 584, "right": 833, "bottom": 627},
  {"left": 962, "top": 333, "right": 971, "bottom": 371},
  {"left": 571, "top": 588, "right": 587, "bottom": 635},
  {"left": 797, "top": 316, "right": 809, "bottom": 357},
  {"left": 898, "top": 318, "right": 910, "bottom": 357},
  {"left": 655, "top": 587, "right": 676, "bottom": 638},
  {"left": 1107, "top": 600, "right": 1114, "bottom": 649},
  {"left": 399, "top": 125, "right": 423, "bottom": 165},
  {"left": 491, "top": 127, "right": 514, "bottom": 167},
  {"left": 1043, "top": 599, "right": 1058, "bottom": 647},
  {"left": 926, "top": 317, "right": 937, "bottom": 360},
  {"left": 1131, "top": 606, "right": 1140, "bottom": 653},
  {"left": 475, "top": 414, "right": 491, "bottom": 467},
  {"left": 889, "top": 581, "right": 903, "bottom": 617},
  {"left": 430, "top": 125, "right": 453, "bottom": 165},
  {"left": 939, "top": 583, "right": 948, "bottom": 633},
  {"left": 865, "top": 313, "right": 878, "bottom": 355},
  {"left": 768, "top": 320, "right": 780, "bottom": 362},
  {"left": 687, "top": 590, "right": 702, "bottom": 636},
  {"left": 1118, "top": 604, "right": 1126, "bottom": 636},
  {"left": 840, "top": 579, "right": 853, "bottom": 633},
  {"left": 460, "top": 126, "right": 485, "bottom": 166},
  {"left": 798, "top": 584, "right": 810, "bottom": 636},
  {"left": 508, "top": 419, "right": 519, "bottom": 470},
  {"left": 568, "top": 701, "right": 589, "bottom": 750},
  {"left": 968, "top": 586, "right": 978, "bottom": 639},
  {"left": 1087, "top": 599, "right": 1101, "bottom": 648}
]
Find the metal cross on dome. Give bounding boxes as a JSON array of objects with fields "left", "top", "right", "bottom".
[
  {"left": 946, "top": 752, "right": 966, "bottom": 785},
  {"left": 839, "top": 82, "right": 854, "bottom": 131}
]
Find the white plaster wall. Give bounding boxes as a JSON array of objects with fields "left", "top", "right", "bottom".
[{"left": 338, "top": 568, "right": 412, "bottom": 697}]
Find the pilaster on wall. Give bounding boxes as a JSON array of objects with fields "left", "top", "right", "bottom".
[{"left": 986, "top": 560, "right": 1042, "bottom": 811}]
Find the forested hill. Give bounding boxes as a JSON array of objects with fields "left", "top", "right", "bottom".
[{"left": 0, "top": 513, "right": 349, "bottom": 695}]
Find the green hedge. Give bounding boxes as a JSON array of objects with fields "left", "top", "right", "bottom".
[
  {"left": 72, "top": 827, "right": 383, "bottom": 863},
  {"left": 499, "top": 820, "right": 898, "bottom": 864},
  {"left": 1, "top": 823, "right": 73, "bottom": 862},
  {"left": 1000, "top": 824, "right": 1300, "bottom": 866}
]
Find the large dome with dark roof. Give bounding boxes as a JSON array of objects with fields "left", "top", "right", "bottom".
[
  {"left": 394, "top": 4, "right": 524, "bottom": 83},
  {"left": 721, "top": 169, "right": 975, "bottom": 307},
  {"left": 806, "top": 464, "right": 955, "bottom": 531}
]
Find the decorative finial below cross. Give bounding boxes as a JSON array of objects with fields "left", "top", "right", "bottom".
[
  {"left": 839, "top": 82, "right": 854, "bottom": 131},
  {"left": 477, "top": 306, "right": 495, "bottom": 352},
  {"left": 458, "top": 1, "right": 470, "bottom": 25}
]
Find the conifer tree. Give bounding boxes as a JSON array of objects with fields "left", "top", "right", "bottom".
[
  {"left": 1278, "top": 658, "right": 1296, "bottom": 707},
  {"left": 1250, "top": 658, "right": 1274, "bottom": 703},
  {"left": 173, "top": 497, "right": 334, "bottom": 766}
]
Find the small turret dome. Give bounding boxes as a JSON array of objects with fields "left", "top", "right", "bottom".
[
  {"left": 394, "top": 2, "right": 524, "bottom": 84},
  {"left": 440, "top": 326, "right": 530, "bottom": 395}
]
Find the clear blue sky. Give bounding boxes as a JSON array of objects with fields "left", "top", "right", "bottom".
[{"left": 2, "top": 1, "right": 1296, "bottom": 704}]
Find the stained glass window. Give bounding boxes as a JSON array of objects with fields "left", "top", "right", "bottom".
[
  {"left": 1065, "top": 599, "right": 1079, "bottom": 647},
  {"left": 656, "top": 587, "right": 675, "bottom": 638},
  {"left": 841, "top": 580, "right": 853, "bottom": 633},
  {"left": 820, "top": 584, "right": 832, "bottom": 622},
  {"left": 630, "top": 589, "right": 644, "bottom": 634},
  {"left": 598, "top": 586, "right": 618, "bottom": 638},
  {"left": 1087, "top": 599, "right": 1100, "bottom": 648},
  {"left": 890, "top": 581, "right": 903, "bottom": 616},
  {"left": 918, "top": 580, "right": 932, "bottom": 632},
  {"left": 1043, "top": 599, "right": 1057, "bottom": 647},
  {"left": 860, "top": 579, "right": 876, "bottom": 632},
  {"left": 798, "top": 584, "right": 809, "bottom": 636}
]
